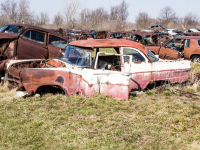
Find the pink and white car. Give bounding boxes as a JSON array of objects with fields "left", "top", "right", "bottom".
[{"left": 4, "top": 39, "right": 191, "bottom": 100}]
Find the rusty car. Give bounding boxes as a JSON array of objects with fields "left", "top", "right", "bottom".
[
  {"left": 148, "top": 36, "right": 200, "bottom": 62},
  {"left": 63, "top": 30, "right": 92, "bottom": 42},
  {"left": 0, "top": 24, "right": 68, "bottom": 76},
  {"left": 3, "top": 39, "right": 191, "bottom": 100},
  {"left": 123, "top": 31, "right": 170, "bottom": 46}
]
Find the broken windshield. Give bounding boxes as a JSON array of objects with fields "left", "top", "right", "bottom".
[
  {"left": 58, "top": 45, "right": 91, "bottom": 67},
  {"left": 0, "top": 25, "right": 24, "bottom": 34}
]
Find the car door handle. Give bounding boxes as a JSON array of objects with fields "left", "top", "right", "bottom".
[{"left": 43, "top": 46, "right": 48, "bottom": 49}]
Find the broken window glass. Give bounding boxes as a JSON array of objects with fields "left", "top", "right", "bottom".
[
  {"left": 146, "top": 49, "right": 159, "bottom": 62},
  {"left": 49, "top": 35, "right": 68, "bottom": 49},
  {"left": 59, "top": 45, "right": 91, "bottom": 67}
]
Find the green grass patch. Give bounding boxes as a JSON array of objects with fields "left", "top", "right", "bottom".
[{"left": 0, "top": 85, "right": 199, "bottom": 149}]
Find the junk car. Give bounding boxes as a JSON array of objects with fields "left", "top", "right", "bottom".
[
  {"left": 122, "top": 31, "right": 170, "bottom": 46},
  {"left": 0, "top": 24, "right": 68, "bottom": 75},
  {"left": 148, "top": 36, "right": 200, "bottom": 62},
  {"left": 3, "top": 39, "right": 191, "bottom": 100}
]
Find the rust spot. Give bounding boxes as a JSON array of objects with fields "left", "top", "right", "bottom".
[{"left": 56, "top": 76, "right": 64, "bottom": 84}]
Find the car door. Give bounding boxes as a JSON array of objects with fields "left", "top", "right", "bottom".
[
  {"left": 159, "top": 39, "right": 180, "bottom": 60},
  {"left": 183, "top": 39, "right": 191, "bottom": 59},
  {"left": 17, "top": 29, "right": 48, "bottom": 59},
  {"left": 121, "top": 47, "right": 152, "bottom": 90},
  {"left": 47, "top": 34, "right": 68, "bottom": 58}
]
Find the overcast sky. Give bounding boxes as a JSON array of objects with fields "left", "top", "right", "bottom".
[{"left": 4, "top": 0, "right": 200, "bottom": 23}]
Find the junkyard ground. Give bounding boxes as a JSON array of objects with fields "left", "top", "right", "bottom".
[{"left": 0, "top": 63, "right": 200, "bottom": 149}]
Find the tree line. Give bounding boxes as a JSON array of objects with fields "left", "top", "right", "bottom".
[{"left": 0, "top": 0, "right": 199, "bottom": 31}]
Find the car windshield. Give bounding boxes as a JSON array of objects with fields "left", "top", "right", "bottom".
[
  {"left": 58, "top": 45, "right": 91, "bottom": 67},
  {"left": 146, "top": 49, "right": 159, "bottom": 62},
  {"left": 0, "top": 25, "right": 24, "bottom": 34}
]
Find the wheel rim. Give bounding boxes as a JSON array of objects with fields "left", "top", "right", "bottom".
[{"left": 194, "top": 57, "right": 200, "bottom": 63}]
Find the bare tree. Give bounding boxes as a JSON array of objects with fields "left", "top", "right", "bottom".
[
  {"left": 89, "top": 7, "right": 108, "bottom": 28},
  {"left": 110, "top": 0, "right": 129, "bottom": 22},
  {"left": 28, "top": 11, "right": 37, "bottom": 25},
  {"left": 78, "top": 8, "right": 91, "bottom": 30},
  {"left": 53, "top": 12, "right": 64, "bottom": 26},
  {"left": 109, "top": 0, "right": 129, "bottom": 30},
  {"left": 1, "top": 0, "right": 17, "bottom": 23},
  {"left": 110, "top": 6, "right": 119, "bottom": 21},
  {"left": 135, "top": 12, "right": 152, "bottom": 29},
  {"left": 64, "top": 0, "right": 80, "bottom": 29},
  {"left": 18, "top": 0, "right": 31, "bottom": 23},
  {"left": 36, "top": 11, "right": 49, "bottom": 25},
  {"left": 118, "top": 0, "right": 129, "bottom": 22},
  {"left": 158, "top": 6, "right": 177, "bottom": 28},
  {"left": 183, "top": 13, "right": 199, "bottom": 29},
  {"left": 79, "top": 9, "right": 90, "bottom": 25}
]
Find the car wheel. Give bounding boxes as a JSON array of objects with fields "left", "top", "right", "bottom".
[{"left": 192, "top": 56, "right": 200, "bottom": 63}]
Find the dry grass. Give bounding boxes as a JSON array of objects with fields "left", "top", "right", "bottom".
[{"left": 0, "top": 63, "right": 200, "bottom": 149}]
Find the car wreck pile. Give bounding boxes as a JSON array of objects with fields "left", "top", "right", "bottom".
[{"left": 0, "top": 24, "right": 196, "bottom": 100}]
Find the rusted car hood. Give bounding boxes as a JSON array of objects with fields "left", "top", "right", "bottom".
[{"left": 0, "top": 33, "right": 19, "bottom": 39}]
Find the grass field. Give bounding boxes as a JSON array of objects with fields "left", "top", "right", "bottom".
[{"left": 0, "top": 63, "right": 200, "bottom": 149}]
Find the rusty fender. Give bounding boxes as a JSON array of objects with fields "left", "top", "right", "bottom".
[{"left": 20, "top": 68, "right": 131, "bottom": 100}]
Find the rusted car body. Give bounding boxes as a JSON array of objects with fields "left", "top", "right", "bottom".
[
  {"left": 0, "top": 24, "right": 68, "bottom": 75},
  {"left": 63, "top": 30, "right": 92, "bottom": 42},
  {"left": 149, "top": 36, "right": 200, "bottom": 62},
  {"left": 4, "top": 39, "right": 191, "bottom": 100},
  {"left": 123, "top": 31, "right": 170, "bottom": 46},
  {"left": 93, "top": 31, "right": 123, "bottom": 39}
]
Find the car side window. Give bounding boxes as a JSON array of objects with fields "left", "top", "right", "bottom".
[
  {"left": 49, "top": 35, "right": 68, "bottom": 49},
  {"left": 123, "top": 48, "right": 146, "bottom": 63},
  {"left": 198, "top": 40, "right": 200, "bottom": 47},
  {"left": 185, "top": 39, "right": 190, "bottom": 48},
  {"left": 23, "top": 30, "right": 30, "bottom": 38},
  {"left": 22, "top": 30, "right": 45, "bottom": 44}
]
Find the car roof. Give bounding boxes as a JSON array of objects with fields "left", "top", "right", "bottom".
[
  {"left": 8, "top": 24, "right": 52, "bottom": 32},
  {"left": 69, "top": 39, "right": 148, "bottom": 53},
  {"left": 174, "top": 36, "right": 200, "bottom": 40},
  {"left": 7, "top": 24, "right": 67, "bottom": 40}
]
